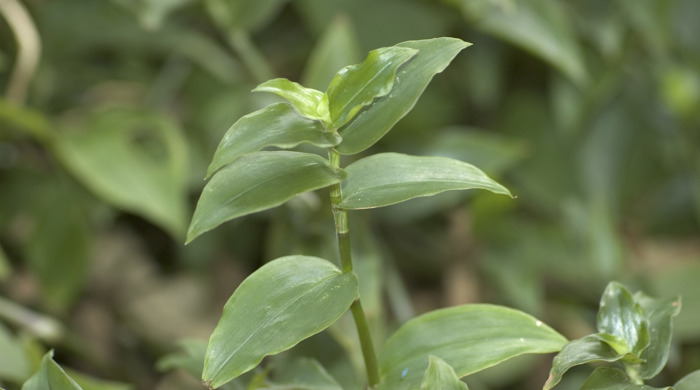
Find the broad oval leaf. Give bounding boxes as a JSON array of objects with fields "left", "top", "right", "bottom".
[
  {"left": 420, "top": 356, "right": 468, "bottom": 390},
  {"left": 544, "top": 334, "right": 625, "bottom": 390},
  {"left": 21, "top": 351, "right": 83, "bottom": 390},
  {"left": 580, "top": 368, "right": 670, "bottom": 390},
  {"left": 339, "top": 153, "right": 511, "bottom": 210},
  {"left": 253, "top": 79, "right": 330, "bottom": 123},
  {"left": 189, "top": 151, "right": 345, "bottom": 243},
  {"left": 207, "top": 103, "right": 341, "bottom": 178},
  {"left": 633, "top": 293, "right": 681, "bottom": 379},
  {"left": 377, "top": 304, "right": 567, "bottom": 389},
  {"left": 597, "top": 282, "right": 650, "bottom": 357},
  {"left": 327, "top": 46, "right": 417, "bottom": 129},
  {"left": 336, "top": 38, "right": 470, "bottom": 155},
  {"left": 202, "top": 256, "right": 358, "bottom": 388},
  {"left": 675, "top": 370, "right": 700, "bottom": 390}
]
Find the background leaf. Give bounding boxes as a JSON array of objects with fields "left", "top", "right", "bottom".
[
  {"left": 675, "top": 370, "right": 700, "bottom": 390},
  {"left": 0, "top": 322, "right": 31, "bottom": 383},
  {"left": 188, "top": 151, "right": 345, "bottom": 243},
  {"left": 420, "top": 356, "right": 468, "bottom": 390},
  {"left": 202, "top": 256, "right": 358, "bottom": 388},
  {"left": 205, "top": 0, "right": 289, "bottom": 33},
  {"left": 377, "top": 304, "right": 567, "bottom": 389},
  {"left": 579, "top": 368, "right": 670, "bottom": 390},
  {"left": 339, "top": 153, "right": 511, "bottom": 209},
  {"left": 336, "top": 37, "right": 470, "bottom": 155},
  {"left": 206, "top": 103, "right": 340, "bottom": 178}
]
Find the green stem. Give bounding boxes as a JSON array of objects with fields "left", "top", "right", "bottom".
[{"left": 328, "top": 149, "right": 380, "bottom": 387}]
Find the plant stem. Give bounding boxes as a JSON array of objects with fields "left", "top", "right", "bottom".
[{"left": 328, "top": 149, "right": 380, "bottom": 387}]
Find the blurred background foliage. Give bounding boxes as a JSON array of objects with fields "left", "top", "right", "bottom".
[{"left": 1, "top": 0, "right": 699, "bottom": 389}]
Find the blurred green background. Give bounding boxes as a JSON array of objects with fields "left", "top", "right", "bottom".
[{"left": 1, "top": 0, "right": 699, "bottom": 389}]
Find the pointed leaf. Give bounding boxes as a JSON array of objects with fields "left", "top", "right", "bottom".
[
  {"left": 544, "top": 334, "right": 626, "bottom": 390},
  {"left": 597, "top": 282, "right": 650, "bottom": 357},
  {"left": 377, "top": 304, "right": 567, "bottom": 389},
  {"left": 420, "top": 356, "right": 468, "bottom": 390},
  {"left": 21, "top": 351, "right": 83, "bottom": 390},
  {"left": 207, "top": 103, "right": 341, "bottom": 178},
  {"left": 339, "top": 153, "right": 511, "bottom": 210},
  {"left": 327, "top": 46, "right": 417, "bottom": 129},
  {"left": 189, "top": 152, "right": 345, "bottom": 243},
  {"left": 580, "top": 368, "right": 670, "bottom": 390},
  {"left": 675, "top": 370, "right": 700, "bottom": 390},
  {"left": 202, "top": 256, "right": 358, "bottom": 388},
  {"left": 633, "top": 293, "right": 681, "bottom": 379},
  {"left": 253, "top": 79, "right": 330, "bottom": 123},
  {"left": 336, "top": 38, "right": 470, "bottom": 155}
]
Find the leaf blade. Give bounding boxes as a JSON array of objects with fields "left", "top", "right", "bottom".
[
  {"left": 189, "top": 151, "right": 345, "bottom": 243},
  {"left": 339, "top": 153, "right": 511, "bottom": 209},
  {"left": 420, "top": 356, "right": 468, "bottom": 390},
  {"left": 253, "top": 79, "right": 329, "bottom": 123},
  {"left": 21, "top": 351, "right": 83, "bottom": 390},
  {"left": 202, "top": 256, "right": 358, "bottom": 388}
]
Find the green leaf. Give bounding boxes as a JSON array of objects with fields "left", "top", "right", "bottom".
[
  {"left": 202, "top": 256, "right": 358, "bottom": 388},
  {"left": 544, "top": 334, "right": 626, "bottom": 390},
  {"left": 420, "top": 356, "right": 468, "bottom": 390},
  {"left": 675, "top": 370, "right": 700, "bottom": 390},
  {"left": 336, "top": 37, "right": 470, "bottom": 155},
  {"left": 112, "top": 0, "right": 193, "bottom": 30},
  {"left": 21, "top": 351, "right": 83, "bottom": 390},
  {"left": 301, "top": 15, "right": 361, "bottom": 91},
  {"left": 632, "top": 293, "right": 681, "bottom": 379},
  {"left": 339, "top": 153, "right": 511, "bottom": 209},
  {"left": 0, "top": 322, "right": 30, "bottom": 383},
  {"left": 156, "top": 339, "right": 208, "bottom": 378},
  {"left": 188, "top": 152, "right": 345, "bottom": 243},
  {"left": 597, "top": 282, "right": 650, "bottom": 357},
  {"left": 206, "top": 103, "right": 340, "bottom": 178},
  {"left": 327, "top": 46, "right": 417, "bottom": 129},
  {"left": 253, "top": 79, "right": 330, "bottom": 123},
  {"left": 54, "top": 107, "right": 189, "bottom": 239},
  {"left": 579, "top": 368, "right": 670, "bottom": 390},
  {"left": 266, "top": 358, "right": 342, "bottom": 390},
  {"left": 64, "top": 369, "right": 134, "bottom": 390},
  {"left": 377, "top": 304, "right": 567, "bottom": 389}
]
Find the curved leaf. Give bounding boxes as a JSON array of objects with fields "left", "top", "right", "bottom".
[
  {"left": 21, "top": 351, "right": 83, "bottom": 390},
  {"left": 207, "top": 103, "right": 340, "bottom": 178},
  {"left": 339, "top": 153, "right": 511, "bottom": 209},
  {"left": 327, "top": 46, "right": 417, "bottom": 129},
  {"left": 580, "top": 368, "right": 670, "bottom": 390},
  {"left": 189, "top": 151, "right": 345, "bottom": 243},
  {"left": 675, "top": 370, "right": 700, "bottom": 390},
  {"left": 253, "top": 79, "right": 329, "bottom": 123},
  {"left": 420, "top": 356, "right": 468, "bottom": 390},
  {"left": 202, "top": 256, "right": 358, "bottom": 388},
  {"left": 633, "top": 293, "right": 681, "bottom": 379},
  {"left": 377, "top": 304, "right": 567, "bottom": 389},
  {"left": 597, "top": 282, "right": 649, "bottom": 357},
  {"left": 336, "top": 38, "right": 470, "bottom": 155}
]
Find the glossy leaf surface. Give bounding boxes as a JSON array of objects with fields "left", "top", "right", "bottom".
[
  {"left": 336, "top": 37, "right": 470, "bottom": 155},
  {"left": 377, "top": 304, "right": 567, "bottom": 389},
  {"left": 633, "top": 293, "right": 681, "bottom": 379},
  {"left": 420, "top": 356, "right": 468, "bottom": 390},
  {"left": 675, "top": 370, "right": 700, "bottom": 390},
  {"left": 202, "top": 256, "right": 358, "bottom": 388},
  {"left": 327, "top": 46, "right": 417, "bottom": 129},
  {"left": 253, "top": 79, "right": 329, "bottom": 123},
  {"left": 189, "top": 152, "right": 345, "bottom": 243},
  {"left": 579, "top": 368, "right": 670, "bottom": 390},
  {"left": 21, "top": 351, "right": 83, "bottom": 390},
  {"left": 339, "top": 153, "right": 511, "bottom": 209},
  {"left": 597, "top": 282, "right": 649, "bottom": 357},
  {"left": 206, "top": 103, "right": 340, "bottom": 177},
  {"left": 544, "top": 334, "right": 625, "bottom": 390}
]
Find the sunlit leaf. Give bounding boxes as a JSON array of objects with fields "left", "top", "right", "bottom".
[
  {"left": 54, "top": 107, "right": 189, "bottom": 239},
  {"left": 336, "top": 38, "right": 470, "bottom": 155},
  {"left": 420, "top": 356, "right": 468, "bottom": 390},
  {"left": 633, "top": 293, "right": 681, "bottom": 379},
  {"left": 301, "top": 15, "right": 361, "bottom": 91},
  {"left": 253, "top": 79, "right": 330, "bottom": 123},
  {"left": 597, "top": 282, "right": 650, "bottom": 357},
  {"left": 189, "top": 152, "right": 345, "bottom": 243},
  {"left": 544, "top": 334, "right": 625, "bottom": 390},
  {"left": 675, "top": 370, "right": 700, "bottom": 390},
  {"left": 579, "top": 368, "right": 670, "bottom": 390},
  {"left": 206, "top": 103, "right": 340, "bottom": 178},
  {"left": 377, "top": 304, "right": 566, "bottom": 389},
  {"left": 327, "top": 46, "right": 417, "bottom": 129},
  {"left": 21, "top": 351, "right": 83, "bottom": 390},
  {"left": 339, "top": 153, "right": 511, "bottom": 209},
  {"left": 202, "top": 256, "right": 358, "bottom": 388}
]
